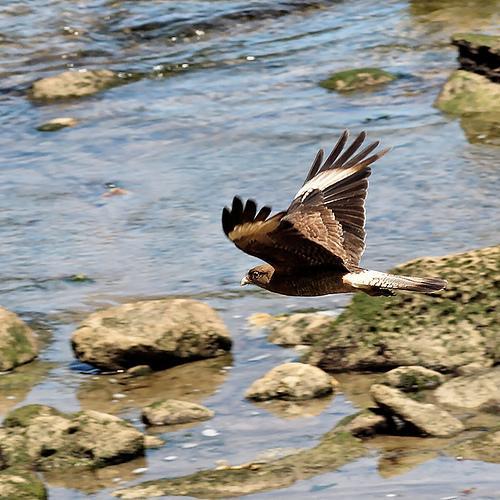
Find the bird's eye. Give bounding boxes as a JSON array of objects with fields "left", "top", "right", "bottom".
[{"left": 251, "top": 271, "right": 260, "bottom": 280}]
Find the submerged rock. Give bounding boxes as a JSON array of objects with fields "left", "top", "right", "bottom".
[
  {"left": 447, "top": 429, "right": 500, "bottom": 463},
  {"left": 0, "top": 405, "right": 144, "bottom": 471},
  {"left": 36, "top": 117, "right": 78, "bottom": 132},
  {"left": 114, "top": 421, "right": 365, "bottom": 498},
  {"left": 319, "top": 67, "right": 396, "bottom": 92},
  {"left": 434, "top": 367, "right": 500, "bottom": 411},
  {"left": 0, "top": 308, "right": 39, "bottom": 372},
  {"left": 452, "top": 33, "right": 500, "bottom": 82},
  {"left": 142, "top": 399, "right": 214, "bottom": 426},
  {"left": 370, "top": 384, "right": 464, "bottom": 438},
  {"left": 337, "top": 410, "right": 387, "bottom": 437},
  {"left": 245, "top": 362, "right": 335, "bottom": 401},
  {"left": 435, "top": 70, "right": 500, "bottom": 115},
  {"left": 306, "top": 245, "right": 500, "bottom": 373},
  {"left": 71, "top": 299, "right": 231, "bottom": 371},
  {"left": 382, "top": 366, "right": 445, "bottom": 391},
  {"left": 30, "top": 70, "right": 124, "bottom": 100},
  {"left": 268, "top": 313, "right": 332, "bottom": 346},
  {"left": 0, "top": 469, "right": 47, "bottom": 500}
]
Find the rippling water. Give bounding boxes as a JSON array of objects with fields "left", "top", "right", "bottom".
[{"left": 1, "top": 0, "right": 499, "bottom": 498}]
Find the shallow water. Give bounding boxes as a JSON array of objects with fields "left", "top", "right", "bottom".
[{"left": 1, "top": 0, "right": 499, "bottom": 498}]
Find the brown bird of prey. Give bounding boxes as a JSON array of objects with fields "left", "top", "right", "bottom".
[{"left": 222, "top": 131, "right": 447, "bottom": 297}]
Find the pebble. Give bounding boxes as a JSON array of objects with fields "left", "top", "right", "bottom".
[
  {"left": 181, "top": 442, "right": 199, "bottom": 449},
  {"left": 201, "top": 428, "right": 219, "bottom": 437},
  {"left": 163, "top": 455, "right": 178, "bottom": 461},
  {"left": 112, "top": 393, "right": 126, "bottom": 399},
  {"left": 132, "top": 467, "right": 148, "bottom": 474}
]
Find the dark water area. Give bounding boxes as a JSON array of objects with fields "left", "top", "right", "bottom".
[{"left": 1, "top": 0, "right": 499, "bottom": 498}]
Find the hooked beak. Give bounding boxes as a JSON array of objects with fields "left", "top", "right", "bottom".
[{"left": 240, "top": 276, "right": 250, "bottom": 286}]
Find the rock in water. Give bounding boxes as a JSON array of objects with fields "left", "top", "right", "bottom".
[
  {"left": 382, "top": 366, "right": 445, "bottom": 391},
  {"left": 447, "top": 429, "right": 500, "bottom": 464},
  {"left": 451, "top": 33, "right": 500, "bottom": 82},
  {"left": 434, "top": 367, "right": 500, "bottom": 411},
  {"left": 0, "top": 308, "right": 39, "bottom": 371},
  {"left": 36, "top": 117, "right": 78, "bottom": 132},
  {"left": 30, "top": 70, "right": 122, "bottom": 100},
  {"left": 370, "top": 384, "right": 464, "bottom": 437},
  {"left": 306, "top": 245, "right": 500, "bottom": 373},
  {"left": 435, "top": 70, "right": 500, "bottom": 115},
  {"left": 142, "top": 400, "right": 214, "bottom": 426},
  {"left": 0, "top": 405, "right": 144, "bottom": 470},
  {"left": 245, "top": 362, "right": 335, "bottom": 401},
  {"left": 71, "top": 299, "right": 231, "bottom": 371},
  {"left": 0, "top": 469, "right": 47, "bottom": 500},
  {"left": 319, "top": 67, "right": 396, "bottom": 92}
]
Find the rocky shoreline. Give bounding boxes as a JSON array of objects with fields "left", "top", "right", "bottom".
[{"left": 1, "top": 244, "right": 498, "bottom": 497}]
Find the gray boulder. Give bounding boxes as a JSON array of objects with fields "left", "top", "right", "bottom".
[
  {"left": 0, "top": 308, "right": 39, "bottom": 371},
  {"left": 142, "top": 399, "right": 214, "bottom": 426},
  {"left": 71, "top": 299, "right": 231, "bottom": 371},
  {"left": 245, "top": 362, "right": 334, "bottom": 401},
  {"left": 434, "top": 367, "right": 500, "bottom": 411},
  {"left": 382, "top": 366, "right": 445, "bottom": 391},
  {"left": 370, "top": 384, "right": 463, "bottom": 437}
]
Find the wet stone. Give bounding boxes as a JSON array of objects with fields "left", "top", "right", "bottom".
[
  {"left": 245, "top": 362, "right": 335, "bottom": 401},
  {"left": 370, "top": 384, "right": 464, "bottom": 438},
  {"left": 382, "top": 366, "right": 445, "bottom": 391},
  {"left": 319, "top": 67, "right": 396, "bottom": 92},
  {"left": 142, "top": 399, "right": 214, "bottom": 426}
]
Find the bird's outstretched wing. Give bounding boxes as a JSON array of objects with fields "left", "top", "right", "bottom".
[{"left": 222, "top": 131, "right": 389, "bottom": 270}]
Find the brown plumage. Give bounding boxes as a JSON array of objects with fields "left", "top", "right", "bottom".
[{"left": 222, "top": 131, "right": 447, "bottom": 297}]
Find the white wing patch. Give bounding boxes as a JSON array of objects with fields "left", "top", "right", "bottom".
[{"left": 294, "top": 166, "right": 362, "bottom": 201}]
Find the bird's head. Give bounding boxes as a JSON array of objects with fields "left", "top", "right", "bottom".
[{"left": 241, "top": 264, "right": 274, "bottom": 289}]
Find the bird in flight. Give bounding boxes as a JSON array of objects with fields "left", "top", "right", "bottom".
[{"left": 222, "top": 131, "right": 447, "bottom": 297}]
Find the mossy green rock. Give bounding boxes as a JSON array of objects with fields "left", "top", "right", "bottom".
[
  {"left": 0, "top": 405, "right": 144, "bottom": 471},
  {"left": 382, "top": 366, "right": 445, "bottom": 392},
  {"left": 435, "top": 70, "right": 500, "bottom": 115},
  {"left": 305, "top": 245, "right": 499, "bottom": 373},
  {"left": 0, "top": 308, "right": 39, "bottom": 371},
  {"left": 142, "top": 399, "right": 214, "bottom": 426},
  {"left": 319, "top": 68, "right": 396, "bottom": 92},
  {"left": 0, "top": 468, "right": 47, "bottom": 500}
]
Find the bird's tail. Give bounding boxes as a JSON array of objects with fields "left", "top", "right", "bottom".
[{"left": 343, "top": 269, "right": 447, "bottom": 296}]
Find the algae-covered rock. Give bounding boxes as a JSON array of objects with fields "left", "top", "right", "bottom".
[
  {"left": 382, "top": 366, "right": 445, "bottom": 391},
  {"left": 306, "top": 246, "right": 500, "bottom": 373},
  {"left": 434, "top": 367, "right": 500, "bottom": 411},
  {"left": 0, "top": 405, "right": 144, "bottom": 471},
  {"left": 446, "top": 429, "right": 500, "bottom": 463},
  {"left": 245, "top": 362, "right": 334, "bottom": 401},
  {"left": 71, "top": 299, "right": 231, "bottom": 371},
  {"left": 452, "top": 33, "right": 500, "bottom": 82},
  {"left": 114, "top": 424, "right": 365, "bottom": 498},
  {"left": 319, "top": 67, "right": 396, "bottom": 92},
  {"left": 435, "top": 70, "right": 500, "bottom": 115},
  {"left": 0, "top": 308, "right": 39, "bottom": 372},
  {"left": 0, "top": 468, "right": 47, "bottom": 499},
  {"left": 36, "top": 117, "right": 78, "bottom": 132},
  {"left": 267, "top": 313, "right": 333, "bottom": 346},
  {"left": 142, "top": 399, "right": 214, "bottom": 426},
  {"left": 30, "top": 70, "right": 128, "bottom": 100},
  {"left": 370, "top": 384, "right": 464, "bottom": 438}
]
